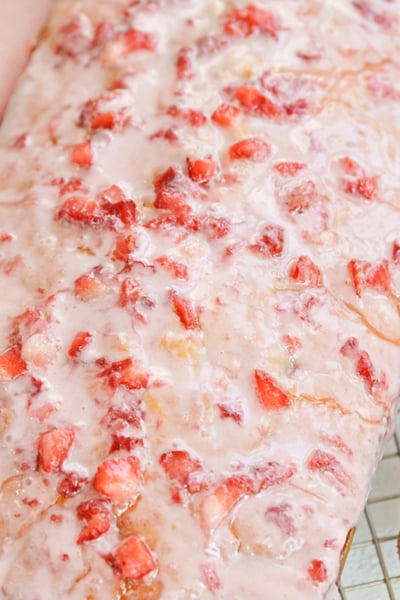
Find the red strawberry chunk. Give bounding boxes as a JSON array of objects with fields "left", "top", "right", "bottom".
[
  {"left": 71, "top": 141, "right": 93, "bottom": 167},
  {"left": 112, "top": 28, "right": 156, "bottom": 57},
  {"left": 57, "top": 472, "right": 88, "bottom": 497},
  {"left": 113, "top": 535, "right": 157, "bottom": 579},
  {"left": 285, "top": 180, "right": 317, "bottom": 214},
  {"left": 0, "top": 344, "right": 27, "bottom": 380},
  {"left": 58, "top": 196, "right": 104, "bottom": 226},
  {"left": 217, "top": 403, "right": 243, "bottom": 425},
  {"left": 154, "top": 185, "right": 186, "bottom": 210},
  {"left": 74, "top": 274, "right": 104, "bottom": 301},
  {"left": 229, "top": 137, "right": 270, "bottom": 161},
  {"left": 176, "top": 46, "right": 195, "bottom": 80},
  {"left": 38, "top": 427, "right": 75, "bottom": 473},
  {"left": 274, "top": 162, "right": 307, "bottom": 176},
  {"left": 114, "top": 235, "right": 138, "bottom": 264},
  {"left": 307, "top": 450, "right": 351, "bottom": 487},
  {"left": 100, "top": 357, "right": 149, "bottom": 390},
  {"left": 288, "top": 256, "right": 322, "bottom": 287},
  {"left": 308, "top": 559, "right": 328, "bottom": 585},
  {"left": 253, "top": 369, "right": 291, "bottom": 411},
  {"left": 186, "top": 156, "right": 216, "bottom": 184},
  {"left": 91, "top": 111, "right": 116, "bottom": 130},
  {"left": 160, "top": 450, "right": 204, "bottom": 491},
  {"left": 348, "top": 258, "right": 391, "bottom": 296},
  {"left": 77, "top": 512, "right": 111, "bottom": 544},
  {"left": 155, "top": 256, "right": 188, "bottom": 280},
  {"left": 170, "top": 291, "right": 200, "bottom": 329},
  {"left": 224, "top": 4, "right": 281, "bottom": 39},
  {"left": 250, "top": 223, "right": 284, "bottom": 257},
  {"left": 201, "top": 216, "right": 230, "bottom": 240},
  {"left": 201, "top": 562, "right": 221, "bottom": 592},
  {"left": 94, "top": 455, "right": 142, "bottom": 502},
  {"left": 68, "top": 331, "right": 92, "bottom": 360},
  {"left": 110, "top": 434, "right": 143, "bottom": 454},
  {"left": 200, "top": 475, "right": 253, "bottom": 532},
  {"left": 211, "top": 103, "right": 240, "bottom": 127},
  {"left": 265, "top": 503, "right": 297, "bottom": 537},
  {"left": 235, "top": 85, "right": 282, "bottom": 118},
  {"left": 341, "top": 338, "right": 386, "bottom": 397},
  {"left": 253, "top": 461, "right": 296, "bottom": 492},
  {"left": 356, "top": 176, "right": 377, "bottom": 200}
]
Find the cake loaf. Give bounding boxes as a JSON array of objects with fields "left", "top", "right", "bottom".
[{"left": 0, "top": 1, "right": 399, "bottom": 599}]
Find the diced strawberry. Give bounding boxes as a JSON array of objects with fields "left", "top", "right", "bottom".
[
  {"left": 55, "top": 14, "right": 93, "bottom": 58},
  {"left": 229, "top": 137, "right": 270, "bottom": 162},
  {"left": 285, "top": 181, "right": 317, "bottom": 214},
  {"left": 224, "top": 4, "right": 281, "bottom": 39},
  {"left": 339, "top": 156, "right": 362, "bottom": 176},
  {"left": 74, "top": 274, "right": 104, "bottom": 301},
  {"left": 211, "top": 103, "right": 240, "bottom": 127},
  {"left": 94, "top": 455, "right": 142, "bottom": 502},
  {"left": 201, "top": 216, "right": 230, "bottom": 240},
  {"left": 186, "top": 157, "right": 215, "bottom": 184},
  {"left": 186, "top": 110, "right": 207, "bottom": 127},
  {"left": 110, "top": 434, "right": 143, "bottom": 453},
  {"left": 59, "top": 177, "right": 87, "bottom": 197},
  {"left": 102, "top": 406, "right": 141, "bottom": 430},
  {"left": 281, "top": 335, "right": 302, "bottom": 355},
  {"left": 253, "top": 461, "right": 296, "bottom": 492},
  {"left": 253, "top": 369, "right": 291, "bottom": 411},
  {"left": 77, "top": 512, "right": 111, "bottom": 544},
  {"left": 57, "top": 472, "right": 88, "bottom": 497},
  {"left": 113, "top": 235, "right": 137, "bottom": 264},
  {"left": 91, "top": 112, "right": 115, "bottom": 130},
  {"left": 340, "top": 336, "right": 384, "bottom": 396},
  {"left": 0, "top": 344, "right": 27, "bottom": 380},
  {"left": 393, "top": 241, "right": 400, "bottom": 265},
  {"left": 71, "top": 141, "right": 93, "bottom": 167},
  {"left": 356, "top": 176, "right": 377, "bottom": 200},
  {"left": 274, "top": 162, "right": 306, "bottom": 176},
  {"left": 155, "top": 256, "right": 188, "bottom": 280},
  {"left": 160, "top": 450, "right": 204, "bottom": 491},
  {"left": 150, "top": 128, "right": 179, "bottom": 143},
  {"left": 101, "top": 193, "right": 137, "bottom": 228},
  {"left": 58, "top": 196, "right": 104, "bottom": 226},
  {"left": 100, "top": 357, "right": 149, "bottom": 390},
  {"left": 68, "top": 331, "right": 92, "bottom": 360},
  {"left": 170, "top": 291, "right": 200, "bottom": 329},
  {"left": 235, "top": 85, "right": 282, "bottom": 118},
  {"left": 113, "top": 535, "right": 157, "bottom": 579},
  {"left": 153, "top": 166, "right": 178, "bottom": 192},
  {"left": 176, "top": 46, "right": 195, "bottom": 80},
  {"left": 307, "top": 450, "right": 351, "bottom": 487},
  {"left": 348, "top": 259, "right": 391, "bottom": 296},
  {"left": 154, "top": 185, "right": 186, "bottom": 210},
  {"left": 38, "top": 428, "right": 75, "bottom": 473},
  {"left": 108, "top": 28, "right": 156, "bottom": 58},
  {"left": 307, "top": 559, "right": 328, "bottom": 585},
  {"left": 288, "top": 256, "right": 322, "bottom": 287},
  {"left": 217, "top": 403, "right": 243, "bottom": 425},
  {"left": 200, "top": 475, "right": 253, "bottom": 532},
  {"left": 249, "top": 223, "right": 284, "bottom": 257},
  {"left": 118, "top": 278, "right": 141, "bottom": 306}
]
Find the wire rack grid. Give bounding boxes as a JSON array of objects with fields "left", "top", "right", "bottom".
[{"left": 339, "top": 409, "right": 400, "bottom": 600}]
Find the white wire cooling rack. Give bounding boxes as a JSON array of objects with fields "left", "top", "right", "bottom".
[{"left": 339, "top": 410, "right": 400, "bottom": 600}]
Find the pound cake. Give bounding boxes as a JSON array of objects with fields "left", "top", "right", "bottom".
[{"left": 0, "top": 1, "right": 399, "bottom": 598}]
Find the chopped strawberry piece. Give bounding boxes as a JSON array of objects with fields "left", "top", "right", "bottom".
[
  {"left": 285, "top": 180, "right": 317, "bottom": 214},
  {"left": 281, "top": 334, "right": 302, "bottom": 355},
  {"left": 111, "top": 28, "right": 156, "bottom": 57},
  {"left": 77, "top": 512, "right": 111, "bottom": 544},
  {"left": 94, "top": 455, "right": 142, "bottom": 502},
  {"left": 201, "top": 562, "right": 221, "bottom": 592},
  {"left": 55, "top": 14, "right": 93, "bottom": 58},
  {"left": 118, "top": 278, "right": 141, "bottom": 306},
  {"left": 393, "top": 241, "right": 400, "bottom": 265},
  {"left": 110, "top": 434, "right": 143, "bottom": 453},
  {"left": 235, "top": 85, "right": 282, "bottom": 118},
  {"left": 201, "top": 216, "right": 230, "bottom": 240},
  {"left": 229, "top": 137, "right": 270, "bottom": 161},
  {"left": 160, "top": 450, "right": 204, "bottom": 490},
  {"left": 253, "top": 369, "right": 291, "bottom": 411},
  {"left": 38, "top": 428, "right": 75, "bottom": 473},
  {"left": 102, "top": 406, "right": 141, "bottom": 430},
  {"left": 288, "top": 256, "right": 322, "bottom": 287},
  {"left": 113, "top": 235, "right": 137, "bottom": 263},
  {"left": 153, "top": 166, "right": 178, "bottom": 191},
  {"left": 71, "top": 141, "right": 93, "bottom": 167},
  {"left": 200, "top": 475, "right": 253, "bottom": 532},
  {"left": 348, "top": 259, "right": 391, "bottom": 296},
  {"left": 76, "top": 497, "right": 112, "bottom": 521},
  {"left": 356, "top": 176, "right": 377, "bottom": 200},
  {"left": 253, "top": 461, "right": 296, "bottom": 491},
  {"left": 74, "top": 274, "right": 104, "bottom": 301},
  {"left": 211, "top": 103, "right": 240, "bottom": 127},
  {"left": 150, "top": 128, "right": 179, "bottom": 143},
  {"left": 274, "top": 162, "right": 306, "bottom": 176},
  {"left": 356, "top": 350, "right": 381, "bottom": 396},
  {"left": 57, "top": 472, "right": 88, "bottom": 497},
  {"left": 91, "top": 112, "right": 116, "bottom": 130},
  {"left": 176, "top": 46, "right": 195, "bottom": 80},
  {"left": 307, "top": 450, "right": 351, "bottom": 487},
  {"left": 155, "top": 256, "right": 188, "bottom": 280},
  {"left": 186, "top": 156, "right": 216, "bottom": 184},
  {"left": 100, "top": 357, "right": 149, "bottom": 390},
  {"left": 68, "top": 331, "right": 92, "bottom": 360},
  {"left": 59, "top": 177, "right": 87, "bottom": 197},
  {"left": 250, "top": 223, "right": 284, "bottom": 257},
  {"left": 154, "top": 185, "right": 186, "bottom": 210},
  {"left": 0, "top": 344, "right": 27, "bottom": 380},
  {"left": 58, "top": 196, "right": 104, "bottom": 226},
  {"left": 170, "top": 291, "right": 200, "bottom": 329},
  {"left": 217, "top": 403, "right": 243, "bottom": 425},
  {"left": 308, "top": 559, "right": 328, "bottom": 585},
  {"left": 224, "top": 4, "right": 281, "bottom": 39},
  {"left": 113, "top": 535, "right": 157, "bottom": 579}
]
